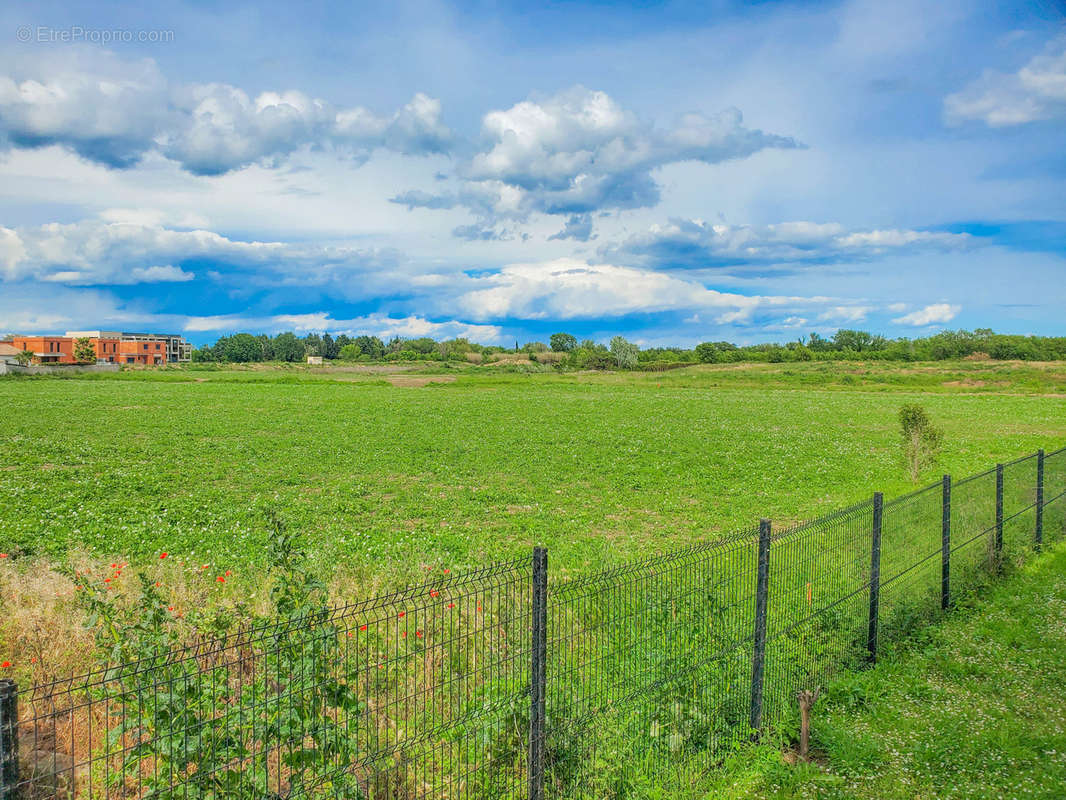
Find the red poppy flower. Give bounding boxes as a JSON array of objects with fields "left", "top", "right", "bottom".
[
  {"left": 443, "top": 569, "right": 450, "bottom": 574},
  {"left": 168, "top": 606, "right": 175, "bottom": 612},
  {"left": 104, "top": 578, "right": 111, "bottom": 583},
  {"left": 401, "top": 631, "right": 407, "bottom": 638},
  {"left": 1, "top": 661, "right": 10, "bottom": 668},
  {"left": 430, "top": 590, "right": 439, "bottom": 597},
  {"left": 201, "top": 564, "right": 209, "bottom": 570},
  {"left": 415, "top": 630, "right": 423, "bottom": 638},
  {"left": 0, "top": 553, "right": 8, "bottom": 559},
  {"left": 477, "top": 604, "right": 482, "bottom": 611},
  {"left": 398, "top": 611, "right": 405, "bottom": 618},
  {"left": 216, "top": 576, "right": 225, "bottom": 583},
  {"left": 160, "top": 552, "right": 168, "bottom": 559},
  {"left": 447, "top": 603, "right": 455, "bottom": 609},
  {"left": 346, "top": 632, "right": 353, "bottom": 638},
  {"left": 225, "top": 570, "right": 232, "bottom": 576},
  {"left": 359, "top": 624, "right": 367, "bottom": 631},
  {"left": 154, "top": 582, "right": 162, "bottom": 588},
  {"left": 110, "top": 563, "right": 117, "bottom": 568}
]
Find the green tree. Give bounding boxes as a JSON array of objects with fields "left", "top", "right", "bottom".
[
  {"left": 550, "top": 332, "right": 577, "bottom": 352},
  {"left": 355, "top": 335, "right": 386, "bottom": 359},
  {"left": 73, "top": 337, "right": 96, "bottom": 363},
  {"left": 15, "top": 349, "right": 33, "bottom": 366},
  {"left": 321, "top": 333, "right": 339, "bottom": 360},
  {"left": 272, "top": 332, "right": 304, "bottom": 362},
  {"left": 610, "top": 336, "right": 639, "bottom": 369},
  {"left": 220, "top": 333, "right": 263, "bottom": 363}
]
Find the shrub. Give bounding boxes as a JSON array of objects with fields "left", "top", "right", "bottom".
[{"left": 899, "top": 404, "right": 943, "bottom": 481}]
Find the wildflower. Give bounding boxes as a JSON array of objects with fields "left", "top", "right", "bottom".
[
  {"left": 401, "top": 631, "right": 407, "bottom": 638},
  {"left": 160, "top": 552, "right": 168, "bottom": 559},
  {"left": 346, "top": 632, "right": 353, "bottom": 638},
  {"left": 398, "top": 611, "right": 405, "bottom": 618},
  {"left": 110, "top": 563, "right": 117, "bottom": 569},
  {"left": 201, "top": 564, "right": 209, "bottom": 570},
  {"left": 0, "top": 553, "right": 7, "bottom": 559},
  {"left": 359, "top": 624, "right": 367, "bottom": 631},
  {"left": 416, "top": 630, "right": 423, "bottom": 638},
  {"left": 104, "top": 578, "right": 111, "bottom": 583},
  {"left": 225, "top": 570, "right": 232, "bottom": 576},
  {"left": 216, "top": 576, "right": 225, "bottom": 583},
  {"left": 430, "top": 590, "right": 439, "bottom": 597},
  {"left": 30, "top": 657, "right": 37, "bottom": 664},
  {"left": 155, "top": 582, "right": 162, "bottom": 588},
  {"left": 1, "top": 661, "right": 10, "bottom": 668},
  {"left": 447, "top": 603, "right": 455, "bottom": 609},
  {"left": 168, "top": 606, "right": 175, "bottom": 612},
  {"left": 477, "top": 604, "right": 482, "bottom": 611},
  {"left": 443, "top": 569, "right": 450, "bottom": 574}
]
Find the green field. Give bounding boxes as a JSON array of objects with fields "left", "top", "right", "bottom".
[{"left": 2, "top": 361, "right": 1065, "bottom": 590}]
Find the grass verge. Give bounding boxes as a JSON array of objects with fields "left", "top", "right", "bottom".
[{"left": 711, "top": 539, "right": 1066, "bottom": 799}]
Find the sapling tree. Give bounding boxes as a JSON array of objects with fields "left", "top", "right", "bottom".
[{"left": 899, "top": 404, "right": 943, "bottom": 482}]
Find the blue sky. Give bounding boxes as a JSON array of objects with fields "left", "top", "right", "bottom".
[{"left": 0, "top": 0, "right": 1063, "bottom": 346}]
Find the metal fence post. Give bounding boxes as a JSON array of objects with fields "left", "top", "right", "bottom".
[
  {"left": 995, "top": 463, "right": 1004, "bottom": 558},
  {"left": 1036, "top": 450, "right": 1045, "bottom": 551},
  {"left": 941, "top": 476, "right": 951, "bottom": 611},
  {"left": 529, "top": 547, "right": 548, "bottom": 800},
  {"left": 749, "top": 519, "right": 771, "bottom": 734},
  {"left": 0, "top": 679, "right": 17, "bottom": 800},
  {"left": 867, "top": 493, "right": 883, "bottom": 664}
]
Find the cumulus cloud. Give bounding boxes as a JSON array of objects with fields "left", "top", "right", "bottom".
[
  {"left": 945, "top": 37, "right": 1066, "bottom": 127},
  {"left": 0, "top": 220, "right": 397, "bottom": 286},
  {"left": 183, "top": 312, "right": 503, "bottom": 342},
  {"left": 393, "top": 86, "right": 800, "bottom": 231},
  {"left": 892, "top": 303, "right": 960, "bottom": 326},
  {"left": 0, "top": 51, "right": 452, "bottom": 174},
  {"left": 606, "top": 218, "right": 975, "bottom": 269},
  {"left": 452, "top": 257, "right": 832, "bottom": 323},
  {"left": 817, "top": 305, "right": 873, "bottom": 323}
]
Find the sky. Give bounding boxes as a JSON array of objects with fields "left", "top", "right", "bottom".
[{"left": 0, "top": 0, "right": 1063, "bottom": 347}]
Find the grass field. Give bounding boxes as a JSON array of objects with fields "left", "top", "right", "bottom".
[
  {"left": 703, "top": 537, "right": 1066, "bottom": 800},
  {"left": 1, "top": 360, "right": 1064, "bottom": 798},
  {"left": 1, "top": 361, "right": 1065, "bottom": 591}
]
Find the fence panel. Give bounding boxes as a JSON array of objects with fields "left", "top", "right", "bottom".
[
  {"left": 946, "top": 467, "right": 1000, "bottom": 605},
  {"left": 877, "top": 481, "right": 945, "bottom": 642},
  {"left": 543, "top": 530, "right": 760, "bottom": 798},
  {"left": 1044, "top": 447, "right": 1066, "bottom": 543},
  {"left": 1002, "top": 454, "right": 1039, "bottom": 564},
  {"left": 12, "top": 560, "right": 533, "bottom": 800},
  {"left": 762, "top": 500, "right": 873, "bottom": 732}
]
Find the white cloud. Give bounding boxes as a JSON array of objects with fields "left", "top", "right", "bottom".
[
  {"left": 0, "top": 50, "right": 452, "bottom": 174},
  {"left": 817, "top": 305, "right": 873, "bottom": 323},
  {"left": 183, "top": 312, "right": 503, "bottom": 342},
  {"left": 453, "top": 257, "right": 830, "bottom": 323},
  {"left": 945, "top": 36, "right": 1066, "bottom": 127},
  {"left": 0, "top": 220, "right": 396, "bottom": 286},
  {"left": 608, "top": 218, "right": 975, "bottom": 269},
  {"left": 892, "top": 303, "right": 960, "bottom": 326},
  {"left": 394, "top": 86, "right": 800, "bottom": 228},
  {"left": 887, "top": 302, "right": 908, "bottom": 312}
]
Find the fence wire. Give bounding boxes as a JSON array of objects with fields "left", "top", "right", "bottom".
[{"left": 5, "top": 446, "right": 1065, "bottom": 799}]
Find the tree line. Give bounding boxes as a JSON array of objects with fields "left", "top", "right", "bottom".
[{"left": 190, "top": 328, "right": 1066, "bottom": 367}]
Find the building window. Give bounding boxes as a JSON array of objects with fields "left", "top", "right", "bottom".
[
  {"left": 126, "top": 357, "right": 134, "bottom": 363},
  {"left": 155, "top": 343, "right": 161, "bottom": 350},
  {"left": 143, "top": 344, "right": 148, "bottom": 351}
]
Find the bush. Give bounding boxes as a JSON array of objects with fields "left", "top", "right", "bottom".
[{"left": 899, "top": 404, "right": 943, "bottom": 482}]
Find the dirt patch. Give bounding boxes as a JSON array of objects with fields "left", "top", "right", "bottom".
[{"left": 385, "top": 375, "right": 457, "bottom": 388}]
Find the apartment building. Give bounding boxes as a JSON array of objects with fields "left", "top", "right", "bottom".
[
  {"left": 3, "top": 331, "right": 191, "bottom": 365},
  {"left": 66, "top": 331, "right": 192, "bottom": 363}
]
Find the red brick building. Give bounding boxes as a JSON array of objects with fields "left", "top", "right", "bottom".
[{"left": 5, "top": 335, "right": 169, "bottom": 365}]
